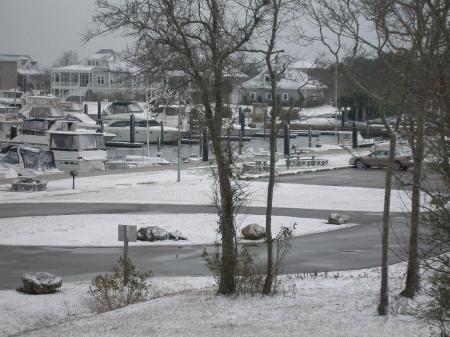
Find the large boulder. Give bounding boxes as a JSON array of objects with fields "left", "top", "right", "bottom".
[
  {"left": 137, "top": 226, "right": 187, "bottom": 242},
  {"left": 328, "top": 213, "right": 350, "bottom": 225},
  {"left": 241, "top": 224, "right": 266, "bottom": 240},
  {"left": 20, "top": 272, "right": 62, "bottom": 294}
]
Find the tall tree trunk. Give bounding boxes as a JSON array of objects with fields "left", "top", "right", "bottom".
[
  {"left": 262, "top": 0, "right": 280, "bottom": 295},
  {"left": 209, "top": 60, "right": 236, "bottom": 295},
  {"left": 378, "top": 110, "right": 397, "bottom": 315},
  {"left": 262, "top": 67, "right": 278, "bottom": 295},
  {"left": 401, "top": 111, "right": 425, "bottom": 298}
]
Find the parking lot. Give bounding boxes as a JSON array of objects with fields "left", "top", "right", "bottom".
[{"left": 263, "top": 167, "right": 441, "bottom": 190}]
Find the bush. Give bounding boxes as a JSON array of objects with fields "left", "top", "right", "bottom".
[
  {"left": 426, "top": 257, "right": 450, "bottom": 337},
  {"left": 202, "top": 224, "right": 295, "bottom": 296},
  {"left": 88, "top": 257, "right": 151, "bottom": 312}
]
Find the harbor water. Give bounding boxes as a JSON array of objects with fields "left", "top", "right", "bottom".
[{"left": 106, "top": 134, "right": 340, "bottom": 162}]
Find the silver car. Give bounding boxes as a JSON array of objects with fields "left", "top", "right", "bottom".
[{"left": 350, "top": 149, "right": 413, "bottom": 170}]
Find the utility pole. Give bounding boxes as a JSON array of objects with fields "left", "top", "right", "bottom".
[
  {"left": 177, "top": 88, "right": 181, "bottom": 182},
  {"left": 334, "top": 62, "right": 338, "bottom": 142}
]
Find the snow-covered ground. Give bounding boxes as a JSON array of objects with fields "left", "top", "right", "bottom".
[
  {"left": 0, "top": 213, "right": 355, "bottom": 247},
  {"left": 1, "top": 263, "right": 434, "bottom": 337},
  {"left": 0, "top": 153, "right": 412, "bottom": 213}
]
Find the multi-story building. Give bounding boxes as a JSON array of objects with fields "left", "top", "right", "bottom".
[
  {"left": 0, "top": 54, "right": 46, "bottom": 92},
  {"left": 50, "top": 49, "right": 144, "bottom": 100}
]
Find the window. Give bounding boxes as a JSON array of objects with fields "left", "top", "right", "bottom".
[
  {"left": 109, "top": 121, "right": 129, "bottom": 127},
  {"left": 265, "top": 75, "right": 271, "bottom": 86},
  {"left": 266, "top": 92, "right": 272, "bottom": 100},
  {"left": 97, "top": 75, "right": 105, "bottom": 85},
  {"left": 61, "top": 73, "right": 71, "bottom": 83},
  {"left": 250, "top": 92, "right": 255, "bottom": 101},
  {"left": 283, "top": 92, "right": 289, "bottom": 101},
  {"left": 80, "top": 73, "right": 89, "bottom": 87},
  {"left": 138, "top": 120, "right": 160, "bottom": 127}
]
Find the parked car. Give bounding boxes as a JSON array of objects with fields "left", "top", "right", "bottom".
[{"left": 349, "top": 149, "right": 413, "bottom": 170}]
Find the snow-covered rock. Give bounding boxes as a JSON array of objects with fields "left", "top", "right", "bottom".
[
  {"left": 241, "top": 223, "right": 266, "bottom": 240},
  {"left": 20, "top": 272, "right": 62, "bottom": 294},
  {"left": 328, "top": 213, "right": 350, "bottom": 225},
  {"left": 137, "top": 226, "right": 187, "bottom": 242}
]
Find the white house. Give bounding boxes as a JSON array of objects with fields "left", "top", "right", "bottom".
[
  {"left": 240, "top": 60, "right": 326, "bottom": 107},
  {"left": 50, "top": 49, "right": 144, "bottom": 100}
]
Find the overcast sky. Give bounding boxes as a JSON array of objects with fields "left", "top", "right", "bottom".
[
  {"left": 0, "top": 0, "right": 128, "bottom": 67},
  {"left": 0, "top": 0, "right": 335, "bottom": 68}
]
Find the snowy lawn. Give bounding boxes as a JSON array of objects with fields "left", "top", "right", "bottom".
[
  {"left": 1, "top": 263, "right": 435, "bottom": 337},
  {"left": 0, "top": 162, "right": 413, "bottom": 213},
  {"left": 0, "top": 213, "right": 355, "bottom": 247}
]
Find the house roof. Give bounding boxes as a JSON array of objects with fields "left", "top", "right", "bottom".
[
  {"left": 0, "top": 55, "right": 18, "bottom": 62},
  {"left": 0, "top": 53, "right": 32, "bottom": 61},
  {"left": 242, "top": 65, "right": 325, "bottom": 90}
]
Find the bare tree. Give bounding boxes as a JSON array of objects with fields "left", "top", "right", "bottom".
[
  {"left": 53, "top": 50, "right": 79, "bottom": 67},
  {"left": 298, "top": 0, "right": 448, "bottom": 312},
  {"left": 85, "top": 0, "right": 268, "bottom": 295}
]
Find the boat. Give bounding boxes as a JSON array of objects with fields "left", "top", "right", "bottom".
[
  {"left": 48, "top": 129, "right": 107, "bottom": 172},
  {"left": 152, "top": 104, "right": 189, "bottom": 130},
  {"left": 103, "top": 118, "right": 179, "bottom": 144},
  {"left": 100, "top": 101, "right": 147, "bottom": 122},
  {"left": 0, "top": 89, "right": 25, "bottom": 108},
  {"left": 0, "top": 144, "right": 57, "bottom": 177},
  {"left": 62, "top": 108, "right": 117, "bottom": 143},
  {"left": 223, "top": 123, "right": 261, "bottom": 137},
  {"left": 10, "top": 118, "right": 78, "bottom": 147},
  {"left": 335, "top": 131, "right": 376, "bottom": 148}
]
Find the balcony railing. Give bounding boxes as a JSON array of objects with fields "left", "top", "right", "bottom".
[{"left": 53, "top": 82, "right": 90, "bottom": 87}]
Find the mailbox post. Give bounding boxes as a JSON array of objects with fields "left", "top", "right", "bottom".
[
  {"left": 118, "top": 225, "right": 137, "bottom": 262},
  {"left": 70, "top": 170, "right": 78, "bottom": 190}
]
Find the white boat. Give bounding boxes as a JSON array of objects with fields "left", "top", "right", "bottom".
[
  {"left": 10, "top": 116, "right": 108, "bottom": 172},
  {"left": 48, "top": 130, "right": 107, "bottom": 172},
  {"left": 223, "top": 123, "right": 261, "bottom": 137},
  {"left": 100, "top": 101, "right": 147, "bottom": 122},
  {"left": 0, "top": 145, "right": 58, "bottom": 177},
  {"left": 0, "top": 90, "right": 25, "bottom": 108},
  {"left": 10, "top": 118, "right": 78, "bottom": 147},
  {"left": 152, "top": 104, "right": 189, "bottom": 130},
  {"left": 62, "top": 110, "right": 117, "bottom": 143},
  {"left": 336, "top": 131, "right": 375, "bottom": 148},
  {"left": 104, "top": 119, "right": 179, "bottom": 144}
]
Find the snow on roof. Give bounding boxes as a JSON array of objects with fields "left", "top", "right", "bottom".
[
  {"left": 52, "top": 65, "right": 96, "bottom": 72},
  {"left": 0, "top": 55, "right": 18, "bottom": 62},
  {"left": 242, "top": 66, "right": 325, "bottom": 90},
  {"left": 290, "top": 60, "right": 317, "bottom": 70},
  {"left": 0, "top": 53, "right": 32, "bottom": 61},
  {"left": 108, "top": 61, "right": 138, "bottom": 73},
  {"left": 18, "top": 69, "right": 46, "bottom": 75}
]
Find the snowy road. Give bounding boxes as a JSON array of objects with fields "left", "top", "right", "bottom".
[{"left": 0, "top": 206, "right": 414, "bottom": 290}]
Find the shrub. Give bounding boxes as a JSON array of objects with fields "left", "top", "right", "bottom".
[
  {"left": 202, "top": 224, "right": 295, "bottom": 296},
  {"left": 425, "top": 257, "right": 450, "bottom": 337},
  {"left": 88, "top": 257, "right": 151, "bottom": 312}
]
